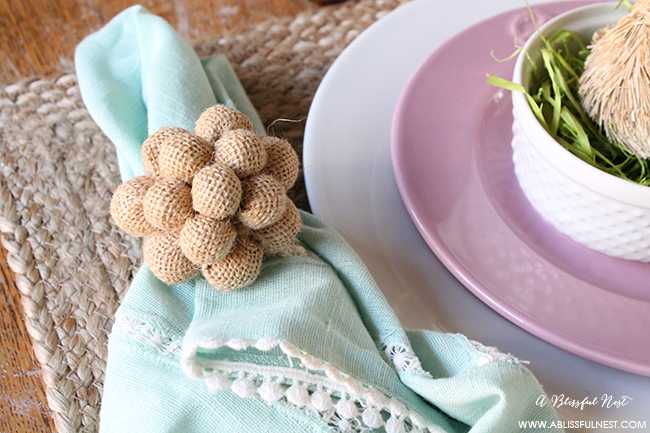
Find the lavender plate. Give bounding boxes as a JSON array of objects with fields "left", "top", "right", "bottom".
[{"left": 391, "top": 2, "right": 650, "bottom": 376}]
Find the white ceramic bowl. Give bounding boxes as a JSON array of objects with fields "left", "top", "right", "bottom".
[{"left": 512, "top": 3, "right": 650, "bottom": 262}]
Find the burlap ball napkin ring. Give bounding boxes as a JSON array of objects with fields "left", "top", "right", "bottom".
[{"left": 110, "top": 105, "right": 302, "bottom": 291}]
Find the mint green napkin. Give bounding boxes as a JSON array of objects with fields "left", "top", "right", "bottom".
[{"left": 75, "top": 6, "right": 563, "bottom": 433}]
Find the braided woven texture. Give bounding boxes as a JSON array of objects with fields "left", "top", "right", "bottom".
[{"left": 0, "top": 1, "right": 405, "bottom": 432}]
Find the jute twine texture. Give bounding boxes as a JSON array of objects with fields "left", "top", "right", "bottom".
[
  {"left": 158, "top": 129, "right": 213, "bottom": 183},
  {"left": 215, "top": 128, "right": 268, "bottom": 177},
  {"left": 202, "top": 236, "right": 263, "bottom": 291},
  {"left": 143, "top": 127, "right": 188, "bottom": 176},
  {"left": 142, "top": 178, "right": 194, "bottom": 231},
  {"left": 179, "top": 214, "right": 237, "bottom": 265},
  {"left": 191, "top": 162, "right": 242, "bottom": 219},
  {"left": 261, "top": 136, "right": 300, "bottom": 190},
  {"left": 238, "top": 174, "right": 287, "bottom": 230},
  {"left": 143, "top": 231, "right": 198, "bottom": 284},
  {"left": 109, "top": 176, "right": 156, "bottom": 236},
  {"left": 254, "top": 201, "right": 302, "bottom": 255},
  {"left": 195, "top": 104, "right": 253, "bottom": 144},
  {"left": 112, "top": 104, "right": 298, "bottom": 288}
]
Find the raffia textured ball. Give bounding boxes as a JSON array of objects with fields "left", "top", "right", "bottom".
[
  {"left": 579, "top": 0, "right": 650, "bottom": 158},
  {"left": 179, "top": 215, "right": 237, "bottom": 265},
  {"left": 191, "top": 163, "right": 242, "bottom": 219},
  {"left": 215, "top": 129, "right": 268, "bottom": 177},
  {"left": 238, "top": 174, "right": 287, "bottom": 230},
  {"left": 110, "top": 176, "right": 156, "bottom": 236},
  {"left": 143, "top": 232, "right": 198, "bottom": 284},
  {"left": 158, "top": 129, "right": 213, "bottom": 183},
  {"left": 195, "top": 105, "right": 253, "bottom": 144},
  {"left": 253, "top": 201, "right": 302, "bottom": 255},
  {"left": 202, "top": 237, "right": 263, "bottom": 291},
  {"left": 110, "top": 104, "right": 303, "bottom": 291},
  {"left": 143, "top": 178, "right": 193, "bottom": 231},
  {"left": 142, "top": 127, "right": 186, "bottom": 176},
  {"left": 261, "top": 136, "right": 300, "bottom": 190}
]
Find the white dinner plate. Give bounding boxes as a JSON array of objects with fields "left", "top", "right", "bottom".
[{"left": 303, "top": 0, "right": 650, "bottom": 426}]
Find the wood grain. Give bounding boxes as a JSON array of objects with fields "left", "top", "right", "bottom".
[
  {"left": 0, "top": 0, "right": 315, "bottom": 84},
  {"left": 0, "top": 246, "right": 55, "bottom": 433},
  {"left": 0, "top": 1, "right": 317, "bottom": 431}
]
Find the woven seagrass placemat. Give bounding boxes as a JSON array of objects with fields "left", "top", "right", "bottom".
[{"left": 0, "top": 1, "right": 406, "bottom": 431}]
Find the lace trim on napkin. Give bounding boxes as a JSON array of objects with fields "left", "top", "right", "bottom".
[
  {"left": 115, "top": 316, "right": 525, "bottom": 433},
  {"left": 466, "top": 338, "right": 529, "bottom": 366},
  {"left": 181, "top": 337, "right": 447, "bottom": 433},
  {"left": 381, "top": 342, "right": 428, "bottom": 376}
]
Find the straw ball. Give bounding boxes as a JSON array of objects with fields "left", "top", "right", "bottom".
[
  {"left": 195, "top": 105, "right": 253, "bottom": 144},
  {"left": 238, "top": 174, "right": 287, "bottom": 230},
  {"left": 202, "top": 236, "right": 263, "bottom": 291},
  {"left": 579, "top": 0, "right": 650, "bottom": 158},
  {"left": 143, "top": 232, "right": 198, "bottom": 284},
  {"left": 215, "top": 129, "right": 268, "bottom": 177},
  {"left": 253, "top": 201, "right": 302, "bottom": 255},
  {"left": 260, "top": 136, "right": 300, "bottom": 190},
  {"left": 191, "top": 162, "right": 242, "bottom": 219},
  {"left": 143, "top": 178, "right": 193, "bottom": 231},
  {"left": 158, "top": 129, "right": 213, "bottom": 183},
  {"left": 110, "top": 176, "right": 156, "bottom": 236},
  {"left": 179, "top": 215, "right": 237, "bottom": 265},
  {"left": 142, "top": 127, "right": 186, "bottom": 176}
]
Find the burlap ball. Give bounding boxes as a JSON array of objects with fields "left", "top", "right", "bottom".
[
  {"left": 253, "top": 201, "right": 302, "bottom": 255},
  {"left": 195, "top": 105, "right": 253, "bottom": 144},
  {"left": 191, "top": 163, "right": 242, "bottom": 219},
  {"left": 202, "top": 236, "right": 263, "bottom": 291},
  {"left": 238, "top": 174, "right": 287, "bottom": 230},
  {"left": 143, "top": 178, "right": 193, "bottom": 231},
  {"left": 143, "top": 232, "right": 198, "bottom": 284},
  {"left": 157, "top": 129, "right": 213, "bottom": 183},
  {"left": 179, "top": 214, "right": 237, "bottom": 265},
  {"left": 110, "top": 176, "right": 156, "bottom": 236},
  {"left": 215, "top": 129, "right": 267, "bottom": 177},
  {"left": 142, "top": 127, "right": 186, "bottom": 176},
  {"left": 260, "top": 136, "right": 300, "bottom": 190}
]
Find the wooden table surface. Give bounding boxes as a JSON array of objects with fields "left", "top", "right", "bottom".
[{"left": 0, "top": 1, "right": 318, "bottom": 431}]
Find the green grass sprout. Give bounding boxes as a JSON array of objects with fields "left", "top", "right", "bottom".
[
  {"left": 617, "top": 0, "right": 633, "bottom": 11},
  {"left": 488, "top": 30, "right": 650, "bottom": 186}
]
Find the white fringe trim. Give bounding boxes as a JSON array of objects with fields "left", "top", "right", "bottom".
[
  {"left": 114, "top": 317, "right": 526, "bottom": 432},
  {"left": 182, "top": 338, "right": 447, "bottom": 433}
]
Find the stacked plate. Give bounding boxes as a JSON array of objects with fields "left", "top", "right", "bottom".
[{"left": 304, "top": 0, "right": 650, "bottom": 422}]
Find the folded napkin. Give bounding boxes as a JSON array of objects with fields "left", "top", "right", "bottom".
[{"left": 75, "top": 6, "right": 563, "bottom": 433}]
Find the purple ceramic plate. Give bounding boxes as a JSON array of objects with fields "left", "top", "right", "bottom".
[{"left": 391, "top": 2, "right": 650, "bottom": 376}]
